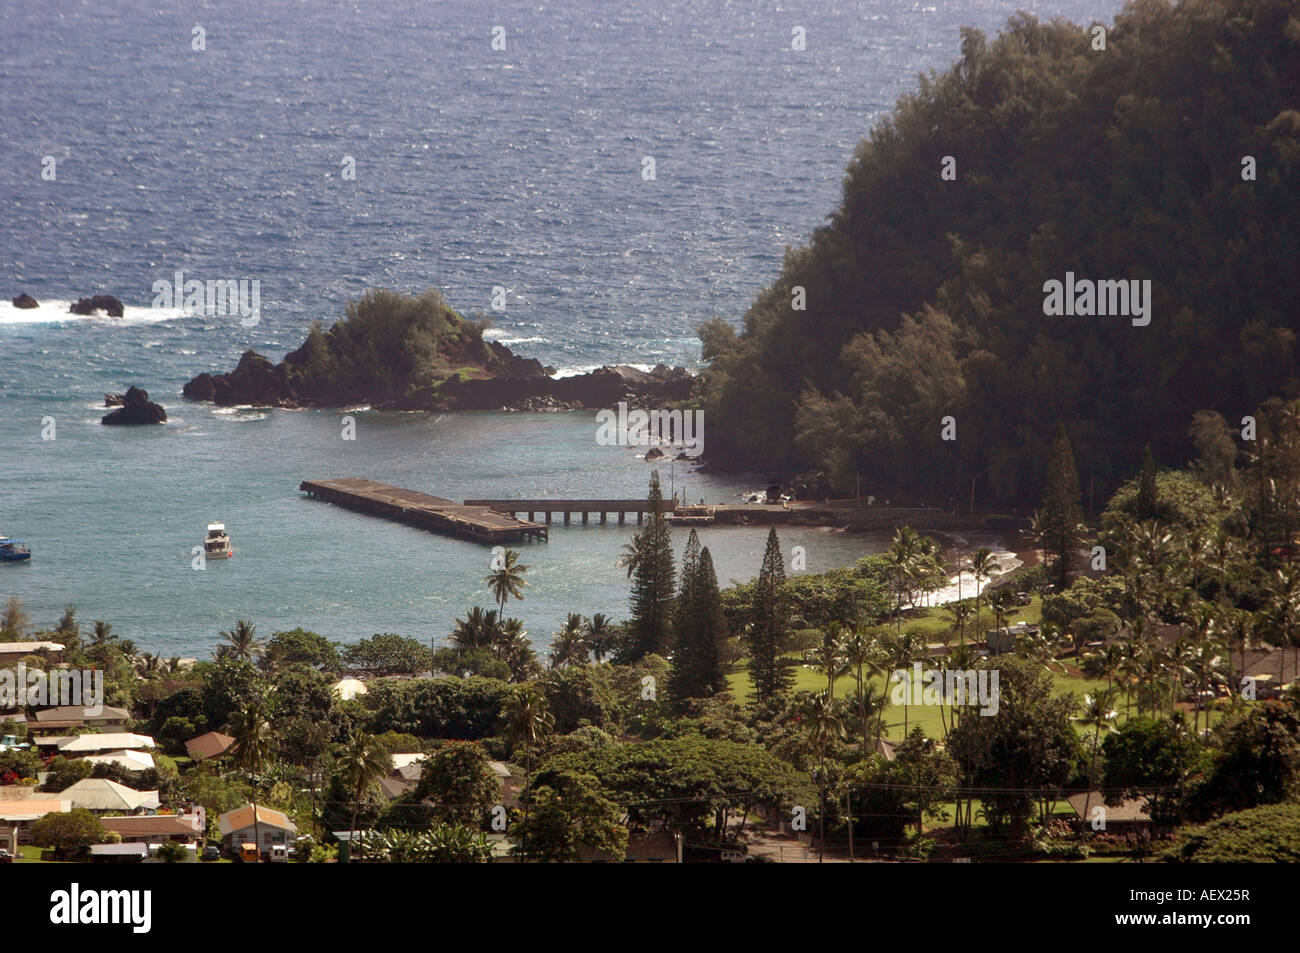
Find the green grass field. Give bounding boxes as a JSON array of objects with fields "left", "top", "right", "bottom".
[{"left": 723, "top": 595, "right": 1232, "bottom": 740}]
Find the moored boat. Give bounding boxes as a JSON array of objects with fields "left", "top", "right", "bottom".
[
  {"left": 0, "top": 537, "right": 31, "bottom": 562},
  {"left": 204, "top": 523, "right": 233, "bottom": 559}
]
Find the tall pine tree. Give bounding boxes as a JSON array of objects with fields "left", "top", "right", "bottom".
[
  {"left": 622, "top": 471, "right": 675, "bottom": 661},
  {"left": 670, "top": 535, "right": 729, "bottom": 707},
  {"left": 748, "top": 526, "right": 792, "bottom": 703},
  {"left": 1040, "top": 424, "right": 1085, "bottom": 591}
]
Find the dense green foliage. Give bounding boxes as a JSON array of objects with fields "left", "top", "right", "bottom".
[
  {"left": 699, "top": 0, "right": 1300, "bottom": 504},
  {"left": 1163, "top": 803, "right": 1300, "bottom": 862},
  {"left": 284, "top": 289, "right": 489, "bottom": 405}
]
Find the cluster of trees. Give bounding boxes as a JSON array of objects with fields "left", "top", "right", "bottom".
[{"left": 697, "top": 0, "right": 1300, "bottom": 506}]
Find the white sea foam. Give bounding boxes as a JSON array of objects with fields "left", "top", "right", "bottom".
[
  {"left": 0, "top": 298, "right": 189, "bottom": 327},
  {"left": 551, "top": 362, "right": 657, "bottom": 379}
]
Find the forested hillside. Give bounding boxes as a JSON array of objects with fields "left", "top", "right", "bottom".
[{"left": 698, "top": 0, "right": 1300, "bottom": 505}]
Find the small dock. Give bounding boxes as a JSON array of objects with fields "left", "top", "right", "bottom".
[
  {"left": 464, "top": 499, "right": 650, "bottom": 526},
  {"left": 301, "top": 479, "right": 548, "bottom": 543}
]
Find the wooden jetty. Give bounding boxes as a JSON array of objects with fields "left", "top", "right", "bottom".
[
  {"left": 301, "top": 479, "right": 548, "bottom": 543},
  {"left": 463, "top": 499, "right": 649, "bottom": 526}
]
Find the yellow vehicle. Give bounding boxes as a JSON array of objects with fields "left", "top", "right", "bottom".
[{"left": 239, "top": 843, "right": 259, "bottom": 863}]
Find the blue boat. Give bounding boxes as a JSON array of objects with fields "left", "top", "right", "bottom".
[{"left": 0, "top": 537, "right": 31, "bottom": 562}]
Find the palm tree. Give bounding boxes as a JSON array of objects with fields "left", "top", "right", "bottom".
[
  {"left": 548, "top": 613, "right": 590, "bottom": 669},
  {"left": 1076, "top": 688, "right": 1118, "bottom": 829},
  {"left": 89, "top": 620, "right": 116, "bottom": 646},
  {"left": 887, "top": 527, "right": 920, "bottom": 624},
  {"left": 805, "top": 624, "right": 848, "bottom": 699},
  {"left": 842, "top": 628, "right": 879, "bottom": 754},
  {"left": 616, "top": 538, "right": 643, "bottom": 579},
  {"left": 584, "top": 613, "right": 617, "bottom": 662},
  {"left": 803, "top": 692, "right": 844, "bottom": 863},
  {"left": 1081, "top": 643, "right": 1124, "bottom": 693},
  {"left": 340, "top": 730, "right": 390, "bottom": 860},
  {"left": 498, "top": 619, "right": 539, "bottom": 682},
  {"left": 1267, "top": 568, "right": 1300, "bottom": 690},
  {"left": 220, "top": 619, "right": 262, "bottom": 660},
  {"left": 1222, "top": 607, "right": 1258, "bottom": 690},
  {"left": 942, "top": 600, "right": 974, "bottom": 648},
  {"left": 503, "top": 685, "right": 554, "bottom": 861},
  {"left": 886, "top": 629, "right": 926, "bottom": 734},
  {"left": 227, "top": 701, "right": 271, "bottom": 863},
  {"left": 484, "top": 549, "right": 529, "bottom": 619},
  {"left": 970, "top": 547, "right": 1002, "bottom": 630},
  {"left": 451, "top": 607, "right": 501, "bottom": 651},
  {"left": 990, "top": 588, "right": 1016, "bottom": 635}
]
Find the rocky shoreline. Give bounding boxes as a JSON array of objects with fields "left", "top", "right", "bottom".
[{"left": 183, "top": 346, "right": 695, "bottom": 413}]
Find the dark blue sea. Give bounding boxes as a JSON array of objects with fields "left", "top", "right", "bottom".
[{"left": 0, "top": 0, "right": 1121, "bottom": 656}]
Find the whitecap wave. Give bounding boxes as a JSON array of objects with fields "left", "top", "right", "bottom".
[
  {"left": 0, "top": 298, "right": 190, "bottom": 327},
  {"left": 551, "top": 362, "right": 656, "bottom": 379}
]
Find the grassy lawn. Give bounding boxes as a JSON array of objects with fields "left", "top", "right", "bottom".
[{"left": 15, "top": 844, "right": 66, "bottom": 863}]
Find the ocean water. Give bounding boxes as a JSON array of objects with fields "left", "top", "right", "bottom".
[{"left": 0, "top": 0, "right": 1118, "bottom": 656}]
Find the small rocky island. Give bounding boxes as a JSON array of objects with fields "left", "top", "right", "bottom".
[
  {"left": 102, "top": 386, "right": 167, "bottom": 425},
  {"left": 12, "top": 293, "right": 39, "bottom": 309},
  {"left": 183, "top": 289, "right": 694, "bottom": 412}
]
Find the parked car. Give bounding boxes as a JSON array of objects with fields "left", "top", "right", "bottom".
[
  {"left": 0, "top": 848, "right": 14, "bottom": 864},
  {"left": 202, "top": 845, "right": 221, "bottom": 862},
  {"left": 269, "top": 844, "right": 289, "bottom": 863},
  {"left": 238, "top": 843, "right": 259, "bottom": 863}
]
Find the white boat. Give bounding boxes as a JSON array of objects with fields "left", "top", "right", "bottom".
[{"left": 204, "top": 523, "right": 233, "bottom": 559}]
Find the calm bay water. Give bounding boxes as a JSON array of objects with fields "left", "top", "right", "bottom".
[{"left": 0, "top": 0, "right": 1120, "bottom": 655}]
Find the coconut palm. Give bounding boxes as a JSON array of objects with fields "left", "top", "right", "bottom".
[
  {"left": 1081, "top": 642, "right": 1124, "bottom": 692},
  {"left": 89, "top": 620, "right": 116, "bottom": 646},
  {"left": 803, "top": 691, "right": 844, "bottom": 863},
  {"left": 503, "top": 685, "right": 554, "bottom": 861},
  {"left": 1222, "top": 607, "right": 1258, "bottom": 690},
  {"left": 227, "top": 701, "right": 271, "bottom": 863},
  {"left": 483, "top": 549, "right": 529, "bottom": 618},
  {"left": 548, "top": 613, "right": 590, "bottom": 669},
  {"left": 616, "top": 537, "right": 643, "bottom": 579},
  {"left": 1267, "top": 568, "right": 1300, "bottom": 690},
  {"left": 340, "top": 730, "right": 390, "bottom": 860},
  {"left": 943, "top": 600, "right": 974, "bottom": 648},
  {"left": 886, "top": 629, "right": 926, "bottom": 734},
  {"left": 970, "top": 547, "right": 1002, "bottom": 629},
  {"left": 498, "top": 619, "right": 539, "bottom": 682},
  {"left": 805, "top": 624, "right": 849, "bottom": 699},
  {"left": 584, "top": 613, "right": 617, "bottom": 662},
  {"left": 1076, "top": 688, "right": 1118, "bottom": 829},
  {"left": 220, "top": 619, "right": 263, "bottom": 660},
  {"left": 841, "top": 628, "right": 883, "bottom": 753},
  {"left": 451, "top": 607, "right": 501, "bottom": 651}
]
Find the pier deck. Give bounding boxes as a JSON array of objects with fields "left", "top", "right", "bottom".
[{"left": 301, "top": 479, "right": 548, "bottom": 543}]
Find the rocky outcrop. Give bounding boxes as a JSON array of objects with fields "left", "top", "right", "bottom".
[
  {"left": 185, "top": 349, "right": 695, "bottom": 412},
  {"left": 104, "top": 393, "right": 125, "bottom": 407},
  {"left": 437, "top": 364, "right": 694, "bottom": 411},
  {"left": 101, "top": 386, "right": 167, "bottom": 425},
  {"left": 12, "top": 293, "right": 38, "bottom": 309},
  {"left": 70, "top": 295, "right": 124, "bottom": 318},
  {"left": 182, "top": 350, "right": 290, "bottom": 406}
]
